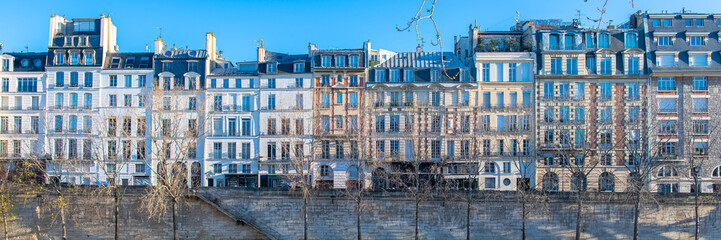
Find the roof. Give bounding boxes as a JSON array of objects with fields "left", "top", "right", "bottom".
[
  {"left": 209, "top": 67, "right": 258, "bottom": 76},
  {"left": 258, "top": 50, "right": 311, "bottom": 74},
  {"left": 375, "top": 52, "right": 466, "bottom": 68},
  {"left": 103, "top": 52, "right": 154, "bottom": 69},
  {"left": 155, "top": 49, "right": 208, "bottom": 59},
  {"left": 262, "top": 50, "right": 310, "bottom": 63},
  {"left": 4, "top": 52, "right": 46, "bottom": 72}
]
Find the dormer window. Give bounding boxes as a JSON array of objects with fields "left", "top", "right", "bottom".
[
  {"left": 404, "top": 69, "right": 414, "bottom": 82},
  {"left": 585, "top": 32, "right": 595, "bottom": 48},
  {"left": 139, "top": 57, "right": 150, "bottom": 68},
  {"left": 389, "top": 69, "right": 399, "bottom": 82},
  {"left": 625, "top": 33, "right": 638, "bottom": 48},
  {"left": 549, "top": 34, "right": 560, "bottom": 50},
  {"left": 657, "top": 36, "right": 672, "bottom": 46},
  {"left": 294, "top": 62, "right": 304, "bottom": 73},
  {"left": 431, "top": 69, "right": 440, "bottom": 82},
  {"left": 110, "top": 57, "right": 121, "bottom": 68},
  {"left": 657, "top": 52, "right": 677, "bottom": 67},
  {"left": 689, "top": 52, "right": 710, "bottom": 66},
  {"left": 564, "top": 34, "right": 575, "bottom": 50},
  {"left": 73, "top": 21, "right": 95, "bottom": 32},
  {"left": 689, "top": 36, "right": 705, "bottom": 46},
  {"left": 65, "top": 37, "right": 72, "bottom": 47},
  {"left": 598, "top": 33, "right": 610, "bottom": 48},
  {"left": 336, "top": 56, "right": 345, "bottom": 67},
  {"left": 84, "top": 52, "right": 93, "bottom": 65},
  {"left": 267, "top": 63, "right": 277, "bottom": 74},
  {"left": 349, "top": 55, "right": 359, "bottom": 67},
  {"left": 79, "top": 37, "right": 87, "bottom": 46},
  {"left": 321, "top": 55, "right": 331, "bottom": 67},
  {"left": 21, "top": 59, "right": 29, "bottom": 67},
  {"left": 125, "top": 57, "right": 135, "bottom": 68},
  {"left": 375, "top": 69, "right": 386, "bottom": 82},
  {"left": 1, "top": 59, "right": 9, "bottom": 71},
  {"left": 56, "top": 52, "right": 65, "bottom": 65},
  {"left": 70, "top": 52, "right": 79, "bottom": 65}
]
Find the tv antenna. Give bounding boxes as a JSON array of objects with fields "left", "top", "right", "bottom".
[{"left": 153, "top": 27, "right": 162, "bottom": 39}]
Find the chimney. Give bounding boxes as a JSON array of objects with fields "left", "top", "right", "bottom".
[
  {"left": 153, "top": 37, "right": 165, "bottom": 54},
  {"left": 416, "top": 44, "right": 422, "bottom": 53},
  {"left": 308, "top": 43, "right": 317, "bottom": 56},
  {"left": 206, "top": 32, "right": 217, "bottom": 61},
  {"left": 364, "top": 40, "right": 371, "bottom": 51},
  {"left": 257, "top": 44, "right": 265, "bottom": 63}
]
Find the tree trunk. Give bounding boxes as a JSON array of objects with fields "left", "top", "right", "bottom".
[
  {"left": 357, "top": 199, "right": 361, "bottom": 240},
  {"left": 35, "top": 196, "right": 41, "bottom": 240},
  {"left": 466, "top": 196, "right": 470, "bottom": 240},
  {"left": 2, "top": 197, "right": 8, "bottom": 240},
  {"left": 575, "top": 192, "right": 582, "bottom": 240},
  {"left": 60, "top": 201, "right": 67, "bottom": 240},
  {"left": 633, "top": 192, "right": 640, "bottom": 240},
  {"left": 303, "top": 192, "right": 308, "bottom": 240},
  {"left": 114, "top": 189, "right": 120, "bottom": 240},
  {"left": 521, "top": 193, "right": 527, "bottom": 240},
  {"left": 694, "top": 187, "right": 699, "bottom": 240},
  {"left": 172, "top": 199, "right": 178, "bottom": 240},
  {"left": 415, "top": 200, "right": 419, "bottom": 240}
]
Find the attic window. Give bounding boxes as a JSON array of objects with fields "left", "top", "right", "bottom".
[
  {"left": 267, "top": 63, "right": 277, "bottom": 74},
  {"left": 125, "top": 57, "right": 135, "bottom": 69},
  {"left": 189, "top": 51, "right": 197, "bottom": 57},
  {"left": 110, "top": 57, "right": 121, "bottom": 68},
  {"left": 139, "top": 57, "right": 150, "bottom": 68},
  {"left": 21, "top": 59, "right": 29, "bottom": 67},
  {"left": 73, "top": 21, "right": 95, "bottom": 32},
  {"left": 34, "top": 59, "right": 42, "bottom": 67}
]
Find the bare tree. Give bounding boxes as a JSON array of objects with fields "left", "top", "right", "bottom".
[{"left": 139, "top": 85, "right": 211, "bottom": 240}]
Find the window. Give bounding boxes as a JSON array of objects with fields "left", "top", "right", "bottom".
[
  {"left": 188, "top": 62, "right": 197, "bottom": 72},
  {"left": 659, "top": 55, "right": 675, "bottom": 66},
  {"left": 267, "top": 94, "right": 275, "bottom": 110},
  {"left": 550, "top": 58, "right": 562, "bottom": 74},
  {"left": 713, "top": 166, "right": 721, "bottom": 177},
  {"left": 375, "top": 116, "right": 385, "bottom": 132},
  {"left": 522, "top": 92, "right": 531, "bottom": 108},
  {"left": 600, "top": 82, "right": 612, "bottom": 100},
  {"left": 294, "top": 62, "right": 304, "bottom": 73},
  {"left": 482, "top": 64, "right": 490, "bottom": 81},
  {"left": 267, "top": 63, "right": 277, "bottom": 74},
  {"left": 564, "top": 34, "right": 574, "bottom": 50},
  {"left": 404, "top": 69, "right": 414, "bottom": 82},
  {"left": 431, "top": 69, "right": 440, "bottom": 82},
  {"left": 629, "top": 107, "right": 639, "bottom": 123},
  {"left": 660, "top": 142, "right": 677, "bottom": 157},
  {"left": 432, "top": 92, "right": 440, "bottom": 106},
  {"left": 693, "top": 98, "right": 708, "bottom": 113},
  {"left": 694, "top": 142, "right": 708, "bottom": 155},
  {"left": 664, "top": 19, "right": 672, "bottom": 27},
  {"left": 559, "top": 107, "right": 569, "bottom": 123},
  {"left": 84, "top": 52, "right": 93, "bottom": 65},
  {"left": 599, "top": 107, "right": 612, "bottom": 124},
  {"left": 660, "top": 120, "right": 677, "bottom": 134},
  {"left": 109, "top": 75, "right": 117, "bottom": 87},
  {"left": 543, "top": 82, "right": 553, "bottom": 100},
  {"left": 693, "top": 120, "right": 709, "bottom": 135},
  {"left": 691, "top": 54, "right": 708, "bottom": 66},
  {"left": 496, "top": 92, "right": 504, "bottom": 108},
  {"left": 566, "top": 58, "right": 577, "bottom": 75},
  {"left": 657, "top": 166, "right": 678, "bottom": 177},
  {"left": 70, "top": 72, "right": 78, "bottom": 87},
  {"left": 267, "top": 143, "right": 276, "bottom": 160},
  {"left": 598, "top": 33, "right": 610, "bottom": 48},
  {"left": 657, "top": 36, "right": 671, "bottom": 46},
  {"left": 628, "top": 58, "right": 639, "bottom": 75},
  {"left": 496, "top": 64, "right": 504, "bottom": 82},
  {"left": 109, "top": 95, "right": 116, "bottom": 107},
  {"left": 625, "top": 33, "right": 638, "bottom": 48},
  {"left": 267, "top": 78, "right": 276, "bottom": 88},
  {"left": 549, "top": 34, "right": 560, "bottom": 50},
  {"left": 322, "top": 56, "right": 331, "bottom": 67},
  {"left": 689, "top": 36, "right": 704, "bottom": 46},
  {"left": 431, "top": 140, "right": 441, "bottom": 159},
  {"left": 349, "top": 55, "right": 359, "bottom": 67},
  {"left": 55, "top": 72, "right": 64, "bottom": 87},
  {"left": 586, "top": 57, "right": 596, "bottom": 73},
  {"left": 575, "top": 129, "right": 585, "bottom": 147},
  {"left": 389, "top": 69, "right": 399, "bottom": 82},
  {"left": 375, "top": 69, "right": 385, "bottom": 82},
  {"left": 627, "top": 83, "right": 639, "bottom": 100},
  {"left": 544, "top": 107, "right": 554, "bottom": 123},
  {"left": 56, "top": 52, "right": 64, "bottom": 65},
  {"left": 222, "top": 79, "right": 229, "bottom": 88},
  {"left": 585, "top": 32, "right": 595, "bottom": 48},
  {"left": 600, "top": 58, "right": 612, "bottom": 75},
  {"left": 658, "top": 77, "right": 675, "bottom": 91}
]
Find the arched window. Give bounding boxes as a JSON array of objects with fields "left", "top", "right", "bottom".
[
  {"left": 543, "top": 172, "right": 559, "bottom": 191},
  {"left": 347, "top": 165, "right": 359, "bottom": 180},
  {"left": 598, "top": 33, "right": 610, "bottom": 48},
  {"left": 549, "top": 34, "right": 561, "bottom": 50},
  {"left": 712, "top": 166, "right": 721, "bottom": 177},
  {"left": 599, "top": 172, "right": 615, "bottom": 192},
  {"left": 625, "top": 33, "right": 638, "bottom": 48},
  {"left": 571, "top": 172, "right": 587, "bottom": 191},
  {"left": 320, "top": 165, "right": 331, "bottom": 177},
  {"left": 657, "top": 166, "right": 678, "bottom": 177},
  {"left": 565, "top": 34, "right": 575, "bottom": 50}
]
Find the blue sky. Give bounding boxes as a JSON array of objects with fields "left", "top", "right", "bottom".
[{"left": 0, "top": 0, "right": 718, "bottom": 62}]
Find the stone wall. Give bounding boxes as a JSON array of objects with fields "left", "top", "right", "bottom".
[
  {"left": 198, "top": 188, "right": 721, "bottom": 240},
  {"left": 5, "top": 187, "right": 268, "bottom": 240},
  {"left": 5, "top": 187, "right": 721, "bottom": 240}
]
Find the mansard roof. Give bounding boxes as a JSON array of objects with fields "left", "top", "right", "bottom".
[{"left": 375, "top": 52, "right": 466, "bottom": 69}]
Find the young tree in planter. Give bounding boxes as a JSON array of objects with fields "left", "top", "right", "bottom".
[{"left": 140, "top": 86, "right": 211, "bottom": 240}]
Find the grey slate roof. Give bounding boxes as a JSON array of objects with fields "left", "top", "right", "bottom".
[
  {"left": 375, "top": 52, "right": 466, "bottom": 68},
  {"left": 5, "top": 52, "right": 46, "bottom": 72},
  {"left": 103, "top": 52, "right": 154, "bottom": 69},
  {"left": 258, "top": 50, "right": 310, "bottom": 74},
  {"left": 645, "top": 13, "right": 721, "bottom": 69},
  {"left": 209, "top": 67, "right": 258, "bottom": 76},
  {"left": 155, "top": 49, "right": 208, "bottom": 59}
]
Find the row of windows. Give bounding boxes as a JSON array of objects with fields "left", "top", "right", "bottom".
[
  {"left": 657, "top": 77, "right": 710, "bottom": 91},
  {"left": 1, "top": 78, "right": 39, "bottom": 92},
  {"left": 0, "top": 116, "right": 40, "bottom": 134},
  {"left": 651, "top": 17, "right": 721, "bottom": 28},
  {"left": 656, "top": 36, "right": 709, "bottom": 46},
  {"left": 55, "top": 51, "right": 94, "bottom": 65},
  {"left": 320, "top": 55, "right": 360, "bottom": 68},
  {"left": 548, "top": 56, "right": 640, "bottom": 75},
  {"left": 542, "top": 82, "right": 641, "bottom": 100},
  {"left": 53, "top": 93, "right": 94, "bottom": 109},
  {"left": 108, "top": 75, "right": 147, "bottom": 88},
  {"left": 548, "top": 32, "right": 638, "bottom": 50},
  {"left": 374, "top": 68, "right": 471, "bottom": 83},
  {"left": 161, "top": 62, "right": 198, "bottom": 73},
  {"left": 656, "top": 53, "right": 710, "bottom": 67},
  {"left": 55, "top": 72, "right": 93, "bottom": 88},
  {"left": 209, "top": 78, "right": 305, "bottom": 89},
  {"left": 0, "top": 96, "right": 42, "bottom": 110}
]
